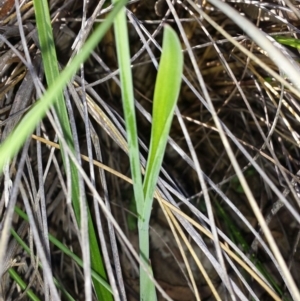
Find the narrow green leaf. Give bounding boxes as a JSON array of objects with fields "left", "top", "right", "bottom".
[
  {"left": 111, "top": 1, "right": 155, "bottom": 299},
  {"left": 8, "top": 269, "right": 41, "bottom": 301},
  {"left": 13, "top": 206, "right": 112, "bottom": 294},
  {"left": 0, "top": 0, "right": 127, "bottom": 172},
  {"left": 32, "top": 1, "right": 112, "bottom": 299},
  {"left": 0, "top": 2, "right": 128, "bottom": 300},
  {"left": 143, "top": 25, "right": 183, "bottom": 225},
  {"left": 112, "top": 0, "right": 144, "bottom": 218},
  {"left": 274, "top": 36, "right": 300, "bottom": 49},
  {"left": 139, "top": 25, "right": 183, "bottom": 301}
]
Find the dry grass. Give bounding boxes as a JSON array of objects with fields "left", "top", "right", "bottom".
[{"left": 1, "top": 0, "right": 300, "bottom": 300}]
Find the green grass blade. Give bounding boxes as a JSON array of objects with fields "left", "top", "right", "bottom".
[
  {"left": 142, "top": 25, "right": 183, "bottom": 226},
  {"left": 8, "top": 268, "right": 41, "bottom": 301},
  {"left": 139, "top": 25, "right": 183, "bottom": 301},
  {"left": 33, "top": 1, "right": 113, "bottom": 299},
  {"left": 0, "top": 1, "right": 128, "bottom": 300},
  {"left": 0, "top": 0, "right": 127, "bottom": 171},
  {"left": 13, "top": 206, "right": 112, "bottom": 294},
  {"left": 274, "top": 36, "right": 300, "bottom": 49},
  {"left": 111, "top": 2, "right": 154, "bottom": 299},
  {"left": 112, "top": 0, "right": 144, "bottom": 218},
  {"left": 9, "top": 239, "right": 75, "bottom": 301}
]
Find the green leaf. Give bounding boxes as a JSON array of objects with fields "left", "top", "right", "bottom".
[
  {"left": 139, "top": 25, "right": 183, "bottom": 301},
  {"left": 9, "top": 268, "right": 41, "bottom": 301},
  {"left": 112, "top": 0, "right": 144, "bottom": 218},
  {"left": 13, "top": 206, "right": 112, "bottom": 295},
  {"left": 274, "top": 36, "right": 300, "bottom": 49},
  {"left": 0, "top": 1, "right": 128, "bottom": 300},
  {"left": 32, "top": 1, "right": 113, "bottom": 299},
  {"left": 0, "top": 0, "right": 127, "bottom": 173},
  {"left": 143, "top": 25, "right": 183, "bottom": 225}
]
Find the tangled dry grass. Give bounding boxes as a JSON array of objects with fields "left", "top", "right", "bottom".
[{"left": 1, "top": 0, "right": 300, "bottom": 300}]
